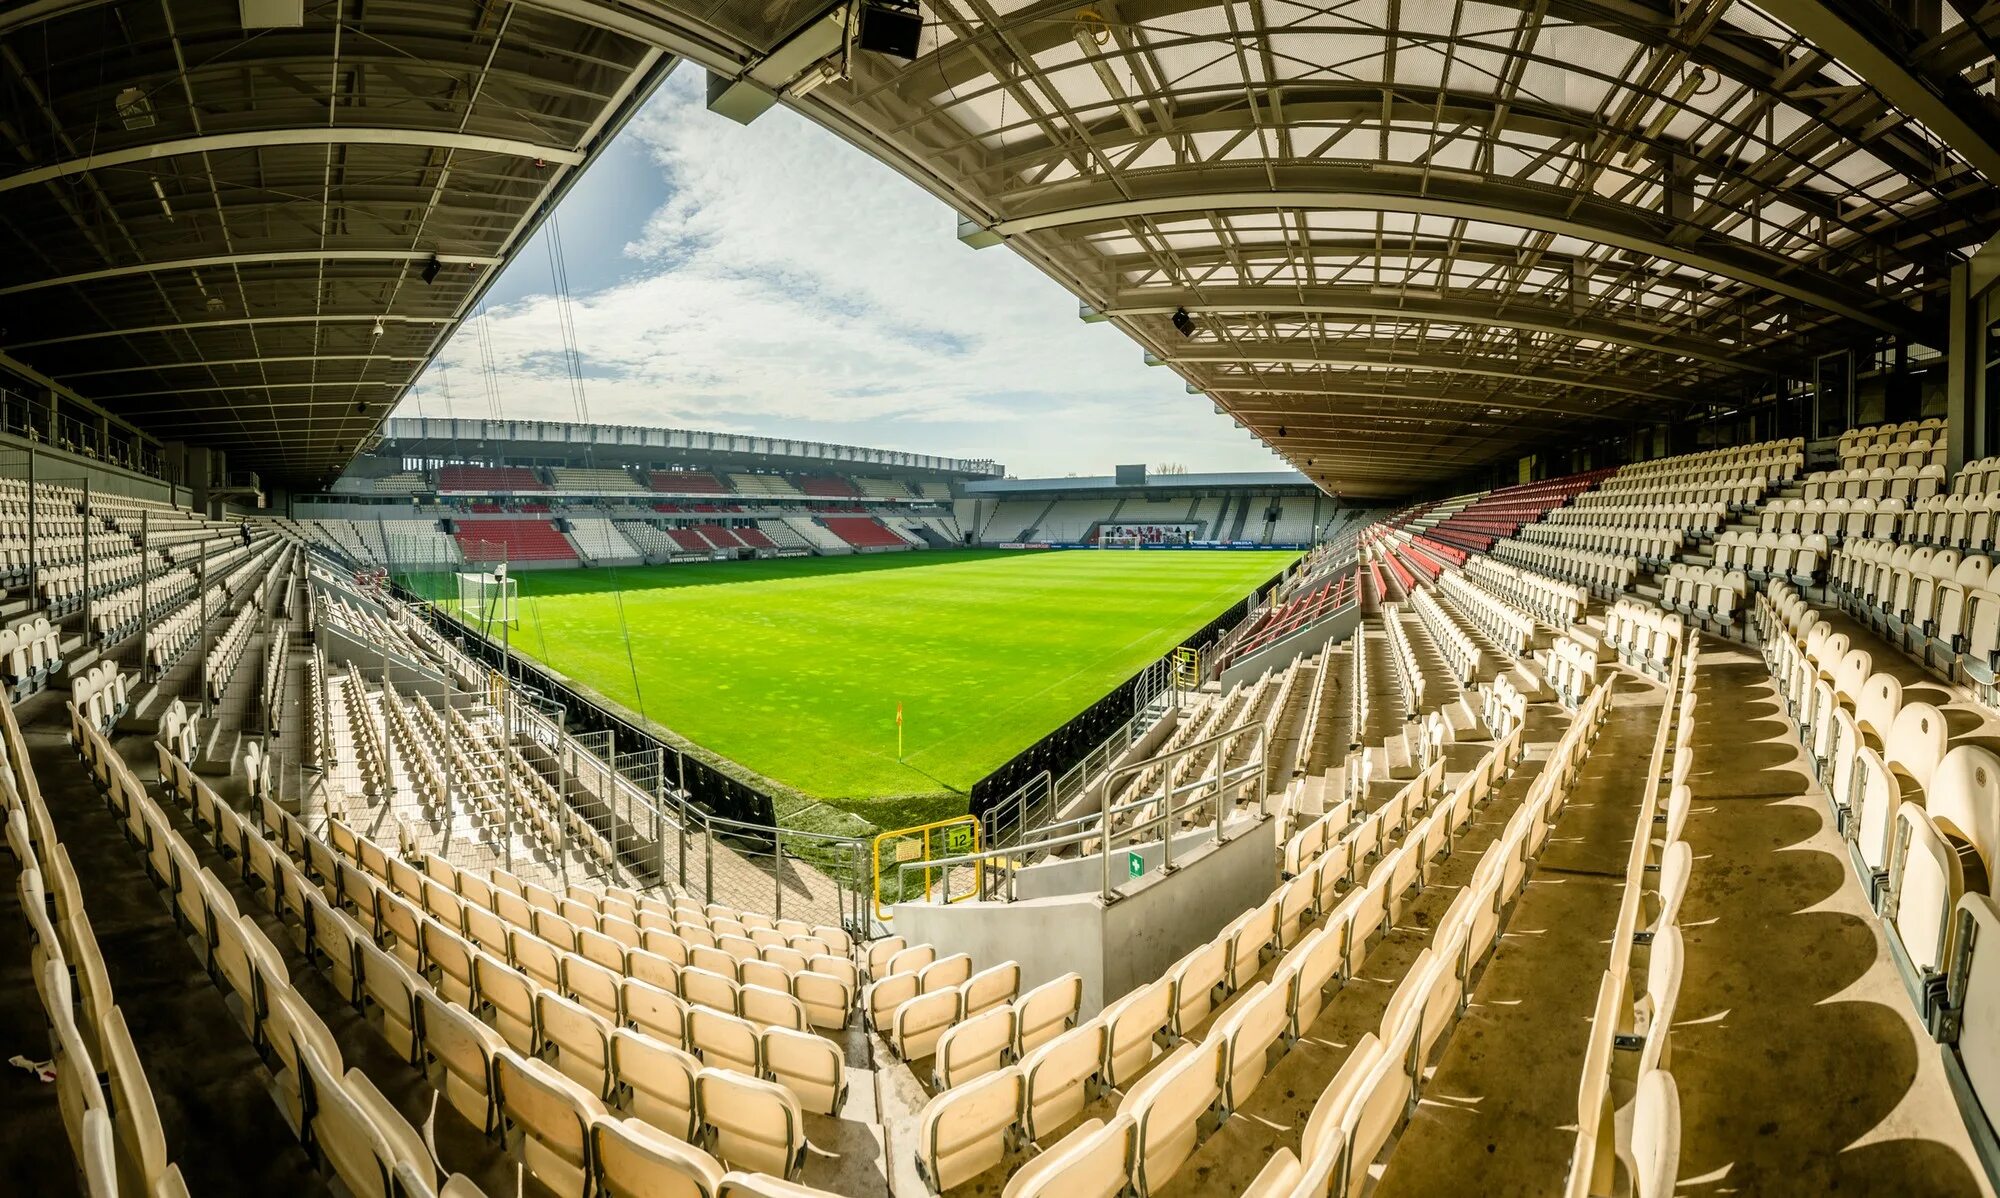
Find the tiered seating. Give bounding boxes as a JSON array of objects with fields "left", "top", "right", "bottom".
[
  {"left": 1423, "top": 470, "right": 1612, "bottom": 553},
  {"left": 696, "top": 524, "right": 744, "bottom": 550},
  {"left": 564, "top": 518, "right": 640, "bottom": 562},
  {"left": 1494, "top": 541, "right": 1638, "bottom": 597},
  {"left": 1757, "top": 584, "right": 2000, "bottom": 1048},
  {"left": 1437, "top": 570, "right": 1535, "bottom": 654},
  {"left": 1802, "top": 464, "right": 1946, "bottom": 505},
  {"left": 381, "top": 519, "right": 464, "bottom": 569},
  {"left": 370, "top": 471, "right": 427, "bottom": 494},
  {"left": 854, "top": 478, "right": 907, "bottom": 500},
  {"left": 1411, "top": 587, "right": 1485, "bottom": 683},
  {"left": 1756, "top": 496, "right": 1903, "bottom": 542},
  {"left": 1658, "top": 564, "right": 1749, "bottom": 632},
  {"left": 613, "top": 521, "right": 678, "bottom": 558},
  {"left": 736, "top": 526, "right": 777, "bottom": 550},
  {"left": 1222, "top": 570, "right": 1358, "bottom": 665},
  {"left": 1709, "top": 530, "right": 1826, "bottom": 586},
  {"left": 1604, "top": 599, "right": 1684, "bottom": 679},
  {"left": 452, "top": 519, "right": 579, "bottom": 563},
  {"left": 1838, "top": 419, "right": 1947, "bottom": 470},
  {"left": 667, "top": 528, "right": 710, "bottom": 553},
  {"left": 730, "top": 474, "right": 804, "bottom": 499},
  {"left": 1831, "top": 539, "right": 1997, "bottom": 674},
  {"left": 796, "top": 475, "right": 858, "bottom": 499},
  {"left": 550, "top": 467, "right": 644, "bottom": 493},
  {"left": 1021, "top": 688, "right": 1606, "bottom": 1198},
  {"left": 648, "top": 471, "right": 732, "bottom": 495},
  {"left": 1383, "top": 607, "right": 1425, "bottom": 712},
  {"left": 437, "top": 466, "right": 548, "bottom": 493},
  {"left": 1566, "top": 632, "right": 1695, "bottom": 1197},
  {"left": 10, "top": 696, "right": 185, "bottom": 1198},
  {"left": 1902, "top": 492, "right": 2000, "bottom": 554},
  {"left": 1516, "top": 523, "right": 1685, "bottom": 567},
  {"left": 821, "top": 517, "right": 904, "bottom": 550},
  {"left": 1463, "top": 557, "right": 1585, "bottom": 627}
]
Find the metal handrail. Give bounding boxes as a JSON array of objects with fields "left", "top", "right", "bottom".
[
  {"left": 888, "top": 719, "right": 1269, "bottom": 906},
  {"left": 897, "top": 757, "right": 1266, "bottom": 905}
]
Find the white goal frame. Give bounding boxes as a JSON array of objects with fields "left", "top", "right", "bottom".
[
  {"left": 457, "top": 570, "right": 520, "bottom": 628},
  {"left": 1099, "top": 533, "right": 1145, "bottom": 549}
]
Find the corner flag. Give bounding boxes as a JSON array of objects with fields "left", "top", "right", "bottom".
[{"left": 896, "top": 702, "right": 904, "bottom": 761}]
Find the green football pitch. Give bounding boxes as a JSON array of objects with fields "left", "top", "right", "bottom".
[{"left": 421, "top": 549, "right": 1295, "bottom": 827}]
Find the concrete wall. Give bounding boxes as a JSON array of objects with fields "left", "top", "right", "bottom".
[
  {"left": 893, "top": 812, "right": 1280, "bottom": 1016},
  {"left": 1013, "top": 811, "right": 1257, "bottom": 901},
  {"left": 0, "top": 432, "right": 189, "bottom": 506}
]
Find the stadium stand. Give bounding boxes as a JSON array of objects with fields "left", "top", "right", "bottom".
[
  {"left": 649, "top": 471, "right": 733, "bottom": 495},
  {"left": 453, "top": 519, "right": 579, "bottom": 563},
  {"left": 550, "top": 467, "right": 645, "bottom": 494},
  {"left": 13, "top": 4, "right": 2000, "bottom": 1194},
  {"left": 821, "top": 517, "right": 908, "bottom": 551},
  {"left": 437, "top": 466, "right": 549, "bottom": 493}
]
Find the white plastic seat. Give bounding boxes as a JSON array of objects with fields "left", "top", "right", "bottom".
[
  {"left": 496, "top": 1050, "right": 607, "bottom": 1198},
  {"left": 1019, "top": 1017, "right": 1106, "bottom": 1146},
  {"left": 892, "top": 987, "right": 961, "bottom": 1061},
  {"left": 610, "top": 1026, "right": 701, "bottom": 1141},
  {"left": 935, "top": 1004, "right": 1017, "bottom": 1089},
  {"left": 761, "top": 1025, "right": 848, "bottom": 1115},
  {"left": 1001, "top": 1114, "right": 1132, "bottom": 1198},
  {"left": 591, "top": 1115, "right": 725, "bottom": 1198},
  {"left": 1118, "top": 1037, "right": 1222, "bottom": 1197},
  {"left": 915, "top": 1064, "right": 1023, "bottom": 1192},
  {"left": 695, "top": 1067, "right": 807, "bottom": 1179},
  {"left": 688, "top": 1007, "right": 762, "bottom": 1078},
  {"left": 1013, "top": 972, "right": 1082, "bottom": 1055},
  {"left": 418, "top": 989, "right": 505, "bottom": 1134}
]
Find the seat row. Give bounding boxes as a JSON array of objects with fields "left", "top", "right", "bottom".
[
  {"left": 1707, "top": 530, "right": 1825, "bottom": 586},
  {"left": 1838, "top": 419, "right": 1946, "bottom": 466},
  {"left": 1544, "top": 503, "right": 1727, "bottom": 535},
  {"left": 1603, "top": 599, "right": 1685, "bottom": 680},
  {"left": 119, "top": 720, "right": 864, "bottom": 1196},
  {"left": 1657, "top": 565, "right": 1748, "bottom": 632},
  {"left": 1464, "top": 557, "right": 1586, "bottom": 627},
  {"left": 1492, "top": 541, "right": 1638, "bottom": 597},
  {"left": 1515, "top": 523, "right": 1684, "bottom": 567},
  {"left": 1800, "top": 464, "right": 1945, "bottom": 504},
  {"left": 1005, "top": 717, "right": 1565, "bottom": 1198},
  {"left": 1, "top": 614, "right": 62, "bottom": 699},
  {"left": 1900, "top": 492, "right": 2000, "bottom": 554},
  {"left": 1574, "top": 479, "right": 1768, "bottom": 509},
  {"left": 1410, "top": 586, "right": 1485, "bottom": 683},
  {"left": 1565, "top": 631, "right": 1696, "bottom": 1197},
  {"left": 1755, "top": 496, "right": 1904, "bottom": 541},
  {"left": 1437, "top": 570, "right": 1536, "bottom": 655},
  {"left": 1828, "top": 539, "right": 1998, "bottom": 674}
]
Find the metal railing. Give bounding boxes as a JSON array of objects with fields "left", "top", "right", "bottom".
[{"left": 895, "top": 720, "right": 1268, "bottom": 907}]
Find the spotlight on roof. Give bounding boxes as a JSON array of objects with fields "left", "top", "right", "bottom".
[
  {"left": 421, "top": 256, "right": 443, "bottom": 285},
  {"left": 856, "top": 0, "right": 922, "bottom": 59},
  {"left": 371, "top": 320, "right": 386, "bottom": 338},
  {"left": 115, "top": 87, "right": 155, "bottom": 130},
  {"left": 1277, "top": 425, "right": 1287, "bottom": 438},
  {"left": 1171, "top": 307, "right": 1195, "bottom": 338}
]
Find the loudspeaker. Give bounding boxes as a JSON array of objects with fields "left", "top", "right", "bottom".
[
  {"left": 858, "top": 0, "right": 922, "bottom": 60},
  {"left": 1172, "top": 307, "right": 1195, "bottom": 337},
  {"left": 421, "top": 256, "right": 443, "bottom": 285}
]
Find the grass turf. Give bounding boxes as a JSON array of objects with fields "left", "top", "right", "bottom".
[{"left": 424, "top": 548, "right": 1295, "bottom": 827}]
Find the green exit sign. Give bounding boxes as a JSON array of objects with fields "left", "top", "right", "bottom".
[{"left": 1128, "top": 851, "right": 1144, "bottom": 879}]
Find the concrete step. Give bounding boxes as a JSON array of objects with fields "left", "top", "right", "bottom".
[{"left": 58, "top": 644, "right": 100, "bottom": 684}]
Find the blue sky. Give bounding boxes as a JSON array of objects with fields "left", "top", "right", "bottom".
[{"left": 394, "top": 68, "right": 1289, "bottom": 479}]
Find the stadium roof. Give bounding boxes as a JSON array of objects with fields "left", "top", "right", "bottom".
[
  {"left": 963, "top": 469, "right": 1313, "bottom": 493},
  {"left": 0, "top": 0, "right": 672, "bottom": 485},
  {"left": 6, "top": 2, "right": 1998, "bottom": 496}
]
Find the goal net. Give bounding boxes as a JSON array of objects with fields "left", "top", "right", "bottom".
[
  {"left": 457, "top": 570, "right": 520, "bottom": 629},
  {"left": 1099, "top": 534, "right": 1144, "bottom": 549}
]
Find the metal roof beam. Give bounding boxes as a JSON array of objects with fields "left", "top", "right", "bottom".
[
  {"left": 1167, "top": 343, "right": 1684, "bottom": 401},
  {"left": 0, "top": 250, "right": 501, "bottom": 298},
  {"left": 2, "top": 313, "right": 454, "bottom": 351},
  {"left": 1755, "top": 0, "right": 2000, "bottom": 184},
  {"left": 0, "top": 128, "right": 585, "bottom": 197},
  {"left": 960, "top": 164, "right": 1932, "bottom": 341},
  {"left": 1094, "top": 287, "right": 1752, "bottom": 369}
]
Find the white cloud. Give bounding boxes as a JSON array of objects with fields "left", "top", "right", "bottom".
[{"left": 399, "top": 70, "right": 1288, "bottom": 477}]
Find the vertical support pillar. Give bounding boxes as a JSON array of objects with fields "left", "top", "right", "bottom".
[
  {"left": 80, "top": 480, "right": 90, "bottom": 647},
  {"left": 1949, "top": 260, "right": 1982, "bottom": 475}
]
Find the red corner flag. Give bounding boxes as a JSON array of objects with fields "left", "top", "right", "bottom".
[
  {"left": 896, "top": 702, "right": 904, "bottom": 761},
  {"left": 896, "top": 702, "right": 903, "bottom": 726}
]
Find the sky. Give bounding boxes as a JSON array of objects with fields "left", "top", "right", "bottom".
[{"left": 392, "top": 68, "right": 1289, "bottom": 479}]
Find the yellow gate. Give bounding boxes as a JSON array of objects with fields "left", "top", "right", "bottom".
[
  {"left": 1173, "top": 645, "right": 1203, "bottom": 690},
  {"left": 872, "top": 815, "right": 983, "bottom": 920}
]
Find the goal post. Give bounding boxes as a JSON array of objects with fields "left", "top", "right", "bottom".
[
  {"left": 456, "top": 569, "right": 519, "bottom": 630},
  {"left": 1099, "top": 533, "right": 1143, "bottom": 549}
]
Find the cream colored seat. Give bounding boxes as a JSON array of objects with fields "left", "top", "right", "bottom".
[
  {"left": 539, "top": 990, "right": 615, "bottom": 1097},
  {"left": 358, "top": 940, "right": 423, "bottom": 1064},
  {"left": 1001, "top": 1114, "right": 1132, "bottom": 1198},
  {"left": 761, "top": 1026, "right": 847, "bottom": 1115},
  {"left": 1013, "top": 972, "right": 1082, "bottom": 1055},
  {"left": 961, "top": 961, "right": 1020, "bottom": 1017},
  {"left": 892, "top": 988, "right": 961, "bottom": 1061},
  {"left": 625, "top": 978, "right": 691, "bottom": 1050},
  {"left": 915, "top": 1064, "right": 1023, "bottom": 1192},
  {"left": 739, "top": 984, "right": 807, "bottom": 1033},
  {"left": 935, "top": 1005, "right": 1016, "bottom": 1090},
  {"left": 689, "top": 1007, "right": 761, "bottom": 1078},
  {"left": 418, "top": 990, "right": 505, "bottom": 1134},
  {"left": 695, "top": 1068, "right": 807, "bottom": 1179},
  {"left": 496, "top": 1050, "right": 608, "bottom": 1198},
  {"left": 610, "top": 1027, "right": 700, "bottom": 1140},
  {"left": 1100, "top": 977, "right": 1172, "bottom": 1088},
  {"left": 592, "top": 1115, "right": 726, "bottom": 1198},
  {"left": 301, "top": 1046, "right": 396, "bottom": 1198},
  {"left": 474, "top": 952, "right": 539, "bottom": 1055},
  {"left": 792, "top": 969, "right": 852, "bottom": 1031},
  {"left": 1019, "top": 1018, "right": 1105, "bottom": 1146},
  {"left": 1214, "top": 979, "right": 1290, "bottom": 1115},
  {"left": 1119, "top": 1038, "right": 1222, "bottom": 1197}
]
